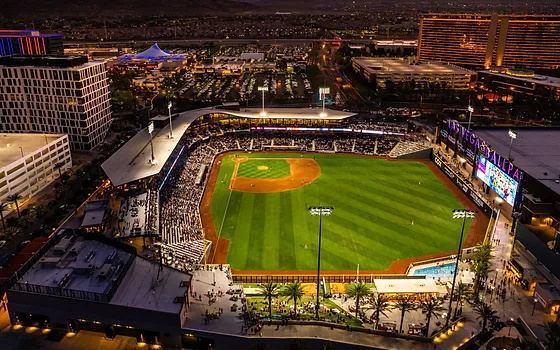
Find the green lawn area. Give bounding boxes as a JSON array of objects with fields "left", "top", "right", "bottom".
[
  {"left": 211, "top": 153, "right": 470, "bottom": 271},
  {"left": 237, "top": 159, "right": 291, "bottom": 179},
  {"left": 246, "top": 296, "right": 362, "bottom": 327}
]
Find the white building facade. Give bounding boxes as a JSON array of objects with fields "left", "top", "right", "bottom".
[
  {"left": 0, "top": 134, "right": 71, "bottom": 214},
  {"left": 0, "top": 56, "right": 112, "bottom": 150}
]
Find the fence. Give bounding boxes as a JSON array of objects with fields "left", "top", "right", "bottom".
[{"left": 232, "top": 273, "right": 426, "bottom": 284}]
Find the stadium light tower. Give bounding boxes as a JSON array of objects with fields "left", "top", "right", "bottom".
[
  {"left": 320, "top": 87, "right": 330, "bottom": 118},
  {"left": 148, "top": 122, "right": 156, "bottom": 165},
  {"left": 447, "top": 209, "right": 475, "bottom": 326},
  {"left": 309, "top": 206, "right": 333, "bottom": 320},
  {"left": 508, "top": 129, "right": 517, "bottom": 160},
  {"left": 258, "top": 86, "right": 268, "bottom": 117},
  {"left": 168, "top": 101, "right": 174, "bottom": 139}
]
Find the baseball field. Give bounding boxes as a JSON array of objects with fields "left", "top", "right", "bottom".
[{"left": 207, "top": 152, "right": 473, "bottom": 272}]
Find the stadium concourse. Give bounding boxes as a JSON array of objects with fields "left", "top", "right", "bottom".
[{"left": 102, "top": 107, "right": 421, "bottom": 272}]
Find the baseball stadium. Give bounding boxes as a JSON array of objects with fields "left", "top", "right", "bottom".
[{"left": 102, "top": 106, "right": 489, "bottom": 282}]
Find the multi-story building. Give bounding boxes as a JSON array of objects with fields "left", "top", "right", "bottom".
[
  {"left": 418, "top": 14, "right": 560, "bottom": 69},
  {"left": 351, "top": 57, "right": 474, "bottom": 90},
  {"left": 0, "top": 133, "right": 71, "bottom": 214},
  {"left": 6, "top": 234, "right": 192, "bottom": 347},
  {"left": 477, "top": 67, "right": 560, "bottom": 101},
  {"left": 0, "top": 55, "right": 112, "bottom": 150},
  {"left": 0, "top": 30, "right": 63, "bottom": 57}
]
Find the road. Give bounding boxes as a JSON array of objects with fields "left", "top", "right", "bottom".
[{"left": 64, "top": 38, "right": 374, "bottom": 48}]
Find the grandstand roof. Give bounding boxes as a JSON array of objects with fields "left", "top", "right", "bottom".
[
  {"left": 101, "top": 107, "right": 356, "bottom": 187},
  {"left": 474, "top": 128, "right": 560, "bottom": 195}
]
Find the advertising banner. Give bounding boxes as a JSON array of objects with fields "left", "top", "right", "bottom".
[{"left": 432, "top": 153, "right": 493, "bottom": 217}]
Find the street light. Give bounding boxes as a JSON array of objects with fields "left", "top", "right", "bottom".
[
  {"left": 508, "top": 317, "right": 515, "bottom": 336},
  {"left": 258, "top": 86, "right": 268, "bottom": 117},
  {"left": 309, "top": 206, "right": 333, "bottom": 320},
  {"left": 448, "top": 209, "right": 475, "bottom": 326},
  {"left": 167, "top": 101, "right": 174, "bottom": 139},
  {"left": 532, "top": 298, "right": 538, "bottom": 316},
  {"left": 508, "top": 129, "right": 517, "bottom": 160},
  {"left": 467, "top": 106, "right": 474, "bottom": 131}
]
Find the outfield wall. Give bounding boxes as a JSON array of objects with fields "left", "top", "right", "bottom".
[{"left": 431, "top": 152, "right": 493, "bottom": 217}]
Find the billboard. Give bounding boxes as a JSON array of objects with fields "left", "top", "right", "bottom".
[{"left": 476, "top": 155, "right": 518, "bottom": 206}]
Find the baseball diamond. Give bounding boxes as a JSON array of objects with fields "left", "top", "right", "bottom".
[{"left": 203, "top": 152, "right": 481, "bottom": 272}]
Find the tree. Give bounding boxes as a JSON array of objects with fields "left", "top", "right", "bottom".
[
  {"left": 365, "top": 294, "right": 391, "bottom": 329},
  {"left": 281, "top": 281, "right": 304, "bottom": 315},
  {"left": 453, "top": 283, "right": 470, "bottom": 318},
  {"left": 0, "top": 202, "right": 7, "bottom": 233},
  {"left": 258, "top": 282, "right": 280, "bottom": 317},
  {"left": 394, "top": 295, "right": 417, "bottom": 333},
  {"left": 347, "top": 282, "right": 370, "bottom": 318},
  {"left": 474, "top": 302, "right": 498, "bottom": 331},
  {"left": 511, "top": 337, "right": 539, "bottom": 350},
  {"left": 30, "top": 205, "right": 47, "bottom": 220},
  {"left": 54, "top": 162, "right": 65, "bottom": 184},
  {"left": 420, "top": 297, "right": 445, "bottom": 336},
  {"left": 385, "top": 79, "right": 395, "bottom": 93},
  {"left": 471, "top": 242, "right": 492, "bottom": 297},
  {"left": 541, "top": 321, "right": 560, "bottom": 350},
  {"left": 7, "top": 193, "right": 23, "bottom": 217}
]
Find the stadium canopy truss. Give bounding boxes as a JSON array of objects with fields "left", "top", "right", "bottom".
[{"left": 101, "top": 107, "right": 356, "bottom": 187}]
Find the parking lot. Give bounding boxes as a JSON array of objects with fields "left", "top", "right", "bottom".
[{"left": 178, "top": 72, "right": 314, "bottom": 103}]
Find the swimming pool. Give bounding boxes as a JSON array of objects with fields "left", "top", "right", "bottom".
[{"left": 412, "top": 262, "right": 456, "bottom": 278}]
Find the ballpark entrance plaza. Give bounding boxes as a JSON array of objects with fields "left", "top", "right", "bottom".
[{"left": 206, "top": 152, "right": 477, "bottom": 272}]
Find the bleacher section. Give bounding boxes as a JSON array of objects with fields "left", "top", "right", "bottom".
[
  {"left": 388, "top": 141, "right": 432, "bottom": 158},
  {"left": 160, "top": 240, "right": 212, "bottom": 270}
]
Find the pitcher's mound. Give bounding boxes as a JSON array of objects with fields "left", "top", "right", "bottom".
[{"left": 257, "top": 166, "right": 269, "bottom": 170}]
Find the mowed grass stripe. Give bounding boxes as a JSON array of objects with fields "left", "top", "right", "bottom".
[
  {"left": 237, "top": 159, "right": 291, "bottom": 179},
  {"left": 210, "top": 153, "right": 470, "bottom": 271}
]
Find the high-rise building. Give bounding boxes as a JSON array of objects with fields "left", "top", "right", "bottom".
[
  {"left": 418, "top": 14, "right": 560, "bottom": 69},
  {"left": 0, "top": 30, "right": 63, "bottom": 57},
  {"left": 0, "top": 55, "right": 112, "bottom": 150}
]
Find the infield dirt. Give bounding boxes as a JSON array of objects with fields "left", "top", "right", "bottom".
[{"left": 230, "top": 156, "right": 321, "bottom": 193}]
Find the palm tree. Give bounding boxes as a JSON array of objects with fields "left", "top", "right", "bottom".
[
  {"left": 511, "top": 338, "right": 539, "bottom": 350},
  {"left": 472, "top": 242, "right": 492, "bottom": 297},
  {"left": 394, "top": 295, "right": 417, "bottom": 333},
  {"left": 258, "top": 282, "right": 280, "bottom": 317},
  {"left": 30, "top": 205, "right": 47, "bottom": 220},
  {"left": 281, "top": 281, "right": 304, "bottom": 315},
  {"left": 541, "top": 321, "right": 560, "bottom": 350},
  {"left": 0, "top": 202, "right": 7, "bottom": 233},
  {"left": 7, "top": 193, "right": 23, "bottom": 217},
  {"left": 54, "top": 162, "right": 65, "bottom": 184},
  {"left": 420, "top": 297, "right": 445, "bottom": 336},
  {"left": 365, "top": 294, "right": 391, "bottom": 329},
  {"left": 474, "top": 302, "right": 498, "bottom": 331},
  {"left": 347, "top": 282, "right": 370, "bottom": 318},
  {"left": 453, "top": 283, "right": 470, "bottom": 318}
]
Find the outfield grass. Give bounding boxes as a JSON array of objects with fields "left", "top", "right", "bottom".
[
  {"left": 210, "top": 153, "right": 470, "bottom": 271},
  {"left": 236, "top": 159, "right": 291, "bottom": 179}
]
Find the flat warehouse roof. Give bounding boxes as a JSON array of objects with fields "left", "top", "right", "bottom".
[
  {"left": 102, "top": 107, "right": 356, "bottom": 186},
  {"left": 474, "top": 128, "right": 560, "bottom": 195},
  {"left": 0, "top": 133, "right": 64, "bottom": 169}
]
